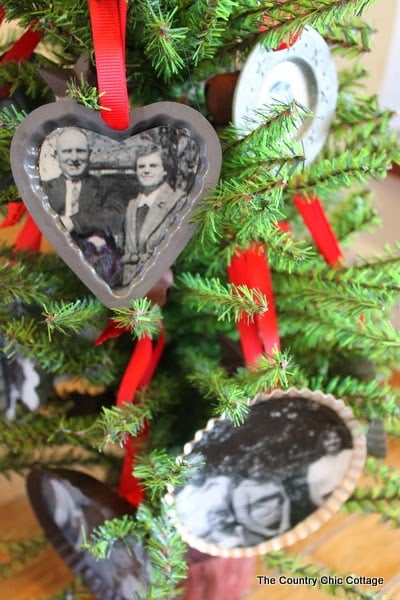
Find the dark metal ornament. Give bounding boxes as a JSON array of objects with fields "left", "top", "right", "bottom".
[
  {"left": 26, "top": 468, "right": 149, "bottom": 600},
  {"left": 37, "top": 53, "right": 97, "bottom": 99},
  {"left": 10, "top": 99, "right": 222, "bottom": 308},
  {"left": 366, "top": 419, "right": 388, "bottom": 459}
]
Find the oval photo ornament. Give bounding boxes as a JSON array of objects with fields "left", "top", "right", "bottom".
[
  {"left": 166, "top": 388, "right": 366, "bottom": 558},
  {"left": 233, "top": 27, "right": 338, "bottom": 166},
  {"left": 11, "top": 100, "right": 222, "bottom": 308}
]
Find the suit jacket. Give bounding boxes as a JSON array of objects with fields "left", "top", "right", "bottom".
[
  {"left": 124, "top": 181, "right": 187, "bottom": 258},
  {"left": 43, "top": 174, "right": 103, "bottom": 237}
]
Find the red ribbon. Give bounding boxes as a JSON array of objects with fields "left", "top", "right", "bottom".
[
  {"left": 0, "top": 202, "right": 26, "bottom": 228},
  {"left": 227, "top": 244, "right": 280, "bottom": 365},
  {"left": 293, "top": 195, "right": 343, "bottom": 267},
  {"left": 0, "top": 9, "right": 43, "bottom": 249},
  {"left": 88, "top": 0, "right": 129, "bottom": 130},
  {"left": 96, "top": 323, "right": 166, "bottom": 506},
  {"left": 0, "top": 18, "right": 42, "bottom": 98},
  {"left": 0, "top": 203, "right": 42, "bottom": 253},
  {"left": 13, "top": 214, "right": 42, "bottom": 252}
]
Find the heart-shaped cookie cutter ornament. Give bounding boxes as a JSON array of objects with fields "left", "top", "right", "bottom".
[{"left": 11, "top": 100, "right": 222, "bottom": 307}]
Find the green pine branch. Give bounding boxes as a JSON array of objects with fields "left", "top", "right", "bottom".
[
  {"left": 82, "top": 402, "right": 153, "bottom": 452},
  {"left": 0, "top": 187, "right": 20, "bottom": 209},
  {"left": 307, "top": 375, "right": 400, "bottom": 422},
  {"left": 135, "top": 2, "right": 189, "bottom": 80},
  {"left": 324, "top": 19, "right": 375, "bottom": 56},
  {"left": 133, "top": 449, "right": 188, "bottom": 504},
  {"left": 111, "top": 298, "right": 163, "bottom": 340},
  {"left": 1, "top": 316, "right": 118, "bottom": 385},
  {"left": 83, "top": 500, "right": 188, "bottom": 600},
  {"left": 0, "top": 104, "right": 27, "bottom": 134},
  {"left": 136, "top": 501, "right": 188, "bottom": 600},
  {"left": 0, "top": 260, "right": 61, "bottom": 307},
  {"left": 177, "top": 272, "right": 268, "bottom": 322},
  {"left": 274, "top": 248, "right": 400, "bottom": 299},
  {"left": 191, "top": 178, "right": 287, "bottom": 247},
  {"left": 186, "top": 0, "right": 238, "bottom": 64},
  {"left": 220, "top": 0, "right": 375, "bottom": 57},
  {"left": 0, "top": 245, "right": 89, "bottom": 302},
  {"left": 42, "top": 298, "right": 107, "bottom": 340},
  {"left": 80, "top": 514, "right": 139, "bottom": 560},
  {"left": 328, "top": 190, "right": 380, "bottom": 242},
  {"left": 185, "top": 351, "right": 250, "bottom": 425},
  {"left": 344, "top": 458, "right": 400, "bottom": 526},
  {"left": 288, "top": 148, "right": 392, "bottom": 200},
  {"left": 1, "top": 0, "right": 92, "bottom": 52},
  {"left": 233, "top": 349, "right": 297, "bottom": 395},
  {"left": 281, "top": 309, "right": 400, "bottom": 364}
]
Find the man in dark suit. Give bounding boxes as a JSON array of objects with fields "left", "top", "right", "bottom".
[
  {"left": 43, "top": 128, "right": 122, "bottom": 287},
  {"left": 122, "top": 144, "right": 187, "bottom": 285},
  {"left": 43, "top": 128, "right": 103, "bottom": 237}
]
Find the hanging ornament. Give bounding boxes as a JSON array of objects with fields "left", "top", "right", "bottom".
[
  {"left": 10, "top": 0, "right": 222, "bottom": 308},
  {"left": 0, "top": 337, "right": 53, "bottom": 420},
  {"left": 232, "top": 26, "right": 338, "bottom": 165},
  {"left": 26, "top": 468, "right": 149, "bottom": 600},
  {"left": 166, "top": 388, "right": 366, "bottom": 558},
  {"left": 10, "top": 99, "right": 222, "bottom": 307},
  {"left": 26, "top": 467, "right": 256, "bottom": 600},
  {"left": 366, "top": 419, "right": 387, "bottom": 459}
]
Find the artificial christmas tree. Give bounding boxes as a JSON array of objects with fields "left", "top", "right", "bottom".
[{"left": 1, "top": 1, "right": 400, "bottom": 599}]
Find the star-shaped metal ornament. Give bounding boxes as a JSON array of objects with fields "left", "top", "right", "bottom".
[{"left": 38, "top": 53, "right": 97, "bottom": 99}]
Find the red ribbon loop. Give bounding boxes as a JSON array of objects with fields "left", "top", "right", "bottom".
[
  {"left": 88, "top": 0, "right": 129, "bottom": 130},
  {"left": 227, "top": 244, "right": 280, "bottom": 366},
  {"left": 14, "top": 214, "right": 42, "bottom": 252},
  {"left": 0, "top": 202, "right": 26, "bottom": 228},
  {"left": 116, "top": 331, "right": 166, "bottom": 506},
  {"left": 0, "top": 19, "right": 42, "bottom": 98},
  {"left": 0, "top": 203, "right": 43, "bottom": 253},
  {"left": 293, "top": 195, "right": 343, "bottom": 267},
  {"left": 96, "top": 321, "right": 166, "bottom": 506}
]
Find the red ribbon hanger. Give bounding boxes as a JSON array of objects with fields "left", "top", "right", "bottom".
[
  {"left": 0, "top": 15, "right": 42, "bottom": 98},
  {"left": 88, "top": 0, "right": 163, "bottom": 506},
  {"left": 227, "top": 244, "right": 280, "bottom": 366},
  {"left": 293, "top": 195, "right": 343, "bottom": 267},
  {"left": 88, "top": 0, "right": 129, "bottom": 129},
  {"left": 0, "top": 8, "right": 43, "bottom": 248},
  {"left": 96, "top": 324, "right": 166, "bottom": 506}
]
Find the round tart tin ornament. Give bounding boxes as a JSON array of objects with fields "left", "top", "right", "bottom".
[
  {"left": 232, "top": 26, "right": 338, "bottom": 166},
  {"left": 166, "top": 388, "right": 366, "bottom": 558},
  {"left": 10, "top": 100, "right": 222, "bottom": 308}
]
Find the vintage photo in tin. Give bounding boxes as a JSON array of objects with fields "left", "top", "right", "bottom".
[
  {"left": 40, "top": 470, "right": 149, "bottom": 599},
  {"left": 174, "top": 396, "right": 353, "bottom": 550},
  {"left": 39, "top": 126, "right": 200, "bottom": 289}
]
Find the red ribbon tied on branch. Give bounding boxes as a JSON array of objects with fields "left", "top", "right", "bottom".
[
  {"left": 227, "top": 244, "right": 280, "bottom": 366},
  {"left": 96, "top": 324, "right": 166, "bottom": 506},
  {"left": 0, "top": 9, "right": 43, "bottom": 249}
]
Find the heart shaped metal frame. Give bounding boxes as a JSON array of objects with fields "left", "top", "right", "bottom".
[{"left": 11, "top": 100, "right": 221, "bottom": 307}]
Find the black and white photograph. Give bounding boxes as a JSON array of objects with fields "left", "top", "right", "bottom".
[
  {"left": 27, "top": 468, "right": 149, "bottom": 600},
  {"left": 0, "top": 353, "right": 52, "bottom": 421},
  {"left": 172, "top": 390, "right": 364, "bottom": 555},
  {"left": 38, "top": 125, "right": 200, "bottom": 289}
]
